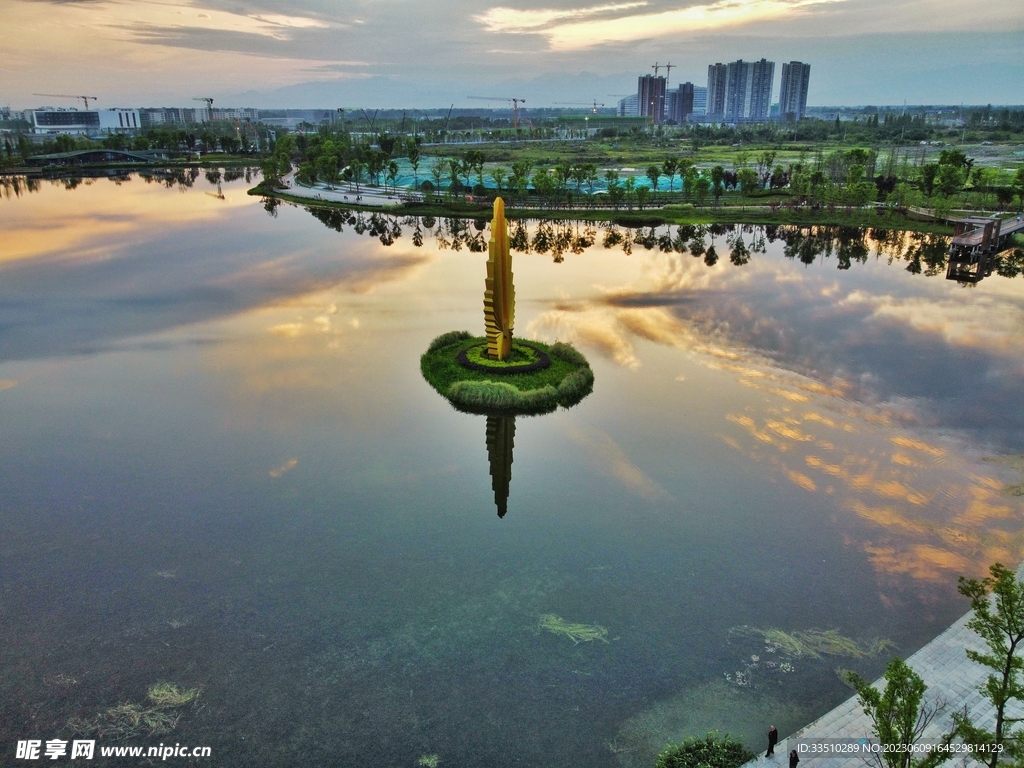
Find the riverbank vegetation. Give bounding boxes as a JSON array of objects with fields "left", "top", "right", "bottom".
[{"left": 6, "top": 107, "right": 1022, "bottom": 228}]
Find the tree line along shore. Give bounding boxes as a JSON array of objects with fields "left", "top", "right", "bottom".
[{"left": 4, "top": 111, "right": 1023, "bottom": 231}]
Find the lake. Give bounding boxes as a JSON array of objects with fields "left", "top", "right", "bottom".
[{"left": 2, "top": 170, "right": 1023, "bottom": 767}]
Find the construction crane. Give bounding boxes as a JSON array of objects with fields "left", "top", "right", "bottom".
[
  {"left": 193, "top": 97, "right": 214, "bottom": 122},
  {"left": 664, "top": 62, "right": 674, "bottom": 84},
  {"left": 553, "top": 100, "right": 605, "bottom": 114},
  {"left": 33, "top": 93, "right": 99, "bottom": 110},
  {"left": 466, "top": 96, "right": 526, "bottom": 129}
]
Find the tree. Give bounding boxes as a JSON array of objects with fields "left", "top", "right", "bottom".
[
  {"left": 366, "top": 150, "right": 386, "bottom": 186},
  {"left": 464, "top": 149, "right": 486, "bottom": 186},
  {"left": 317, "top": 155, "right": 338, "bottom": 188},
  {"left": 430, "top": 159, "right": 447, "bottom": 196},
  {"left": 624, "top": 176, "right": 636, "bottom": 210},
  {"left": 55, "top": 134, "right": 76, "bottom": 153},
  {"left": 694, "top": 175, "right": 711, "bottom": 208},
  {"left": 935, "top": 164, "right": 966, "bottom": 198},
  {"left": 531, "top": 168, "right": 556, "bottom": 207},
  {"left": 636, "top": 185, "right": 650, "bottom": 210},
  {"left": 1012, "top": 168, "right": 1024, "bottom": 211},
  {"left": 510, "top": 160, "right": 533, "bottom": 203},
  {"left": 662, "top": 158, "right": 679, "bottom": 193},
  {"left": 607, "top": 182, "right": 624, "bottom": 210},
  {"left": 737, "top": 168, "right": 759, "bottom": 195},
  {"left": 490, "top": 166, "right": 507, "bottom": 193},
  {"left": 845, "top": 659, "right": 944, "bottom": 768},
  {"left": 710, "top": 165, "right": 725, "bottom": 208},
  {"left": 583, "top": 163, "right": 598, "bottom": 197},
  {"left": 407, "top": 143, "right": 421, "bottom": 186},
  {"left": 953, "top": 563, "right": 1024, "bottom": 767},
  {"left": 349, "top": 160, "right": 364, "bottom": 192},
  {"left": 553, "top": 162, "right": 572, "bottom": 196},
  {"left": 386, "top": 160, "right": 399, "bottom": 192},
  {"left": 646, "top": 165, "right": 661, "bottom": 195}
]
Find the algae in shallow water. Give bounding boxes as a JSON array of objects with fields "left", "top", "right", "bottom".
[
  {"left": 729, "top": 626, "right": 894, "bottom": 659},
  {"left": 538, "top": 613, "right": 609, "bottom": 644},
  {"left": 67, "top": 683, "right": 201, "bottom": 740}
]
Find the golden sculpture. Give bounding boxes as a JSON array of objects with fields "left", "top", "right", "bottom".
[{"left": 484, "top": 197, "right": 515, "bottom": 359}]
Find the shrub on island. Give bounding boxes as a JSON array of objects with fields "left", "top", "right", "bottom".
[{"left": 656, "top": 733, "right": 755, "bottom": 768}]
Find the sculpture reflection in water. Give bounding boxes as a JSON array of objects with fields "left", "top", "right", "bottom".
[{"left": 485, "top": 415, "right": 515, "bottom": 518}]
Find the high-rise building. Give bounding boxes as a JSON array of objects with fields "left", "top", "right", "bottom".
[
  {"left": 668, "top": 82, "right": 695, "bottom": 123},
  {"left": 722, "top": 59, "right": 774, "bottom": 123},
  {"left": 778, "top": 61, "right": 811, "bottom": 121},
  {"left": 618, "top": 94, "right": 639, "bottom": 117},
  {"left": 638, "top": 74, "right": 667, "bottom": 123},
  {"left": 693, "top": 86, "right": 708, "bottom": 115},
  {"left": 706, "top": 64, "right": 727, "bottom": 118}
]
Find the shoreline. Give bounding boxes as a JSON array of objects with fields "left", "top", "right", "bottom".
[
  {"left": 249, "top": 178, "right": 961, "bottom": 234},
  {"left": 737, "top": 565, "right": 1024, "bottom": 768}
]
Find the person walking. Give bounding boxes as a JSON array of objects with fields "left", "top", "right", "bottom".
[
  {"left": 789, "top": 749, "right": 799, "bottom": 768},
  {"left": 766, "top": 725, "right": 778, "bottom": 757}
]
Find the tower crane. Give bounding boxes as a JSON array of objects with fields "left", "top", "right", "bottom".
[
  {"left": 553, "top": 100, "right": 605, "bottom": 114},
  {"left": 33, "top": 93, "right": 99, "bottom": 110},
  {"left": 193, "top": 97, "right": 214, "bottom": 122},
  {"left": 466, "top": 96, "right": 526, "bottom": 129}
]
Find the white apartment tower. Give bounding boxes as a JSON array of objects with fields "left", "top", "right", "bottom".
[{"left": 779, "top": 62, "right": 811, "bottom": 121}]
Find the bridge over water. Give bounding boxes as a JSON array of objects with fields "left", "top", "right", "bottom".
[{"left": 947, "top": 216, "right": 1024, "bottom": 282}]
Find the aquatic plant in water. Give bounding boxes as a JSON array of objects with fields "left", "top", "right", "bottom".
[
  {"left": 729, "top": 626, "right": 894, "bottom": 660},
  {"left": 538, "top": 613, "right": 608, "bottom": 644},
  {"left": 417, "top": 755, "right": 441, "bottom": 767},
  {"left": 724, "top": 626, "right": 894, "bottom": 688},
  {"left": 66, "top": 683, "right": 201, "bottom": 740},
  {"left": 146, "top": 682, "right": 201, "bottom": 707}
]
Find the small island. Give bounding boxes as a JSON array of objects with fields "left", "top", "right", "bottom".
[{"left": 421, "top": 197, "right": 593, "bottom": 415}]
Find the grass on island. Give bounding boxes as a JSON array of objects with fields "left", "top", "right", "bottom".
[
  {"left": 421, "top": 332, "right": 593, "bottom": 414},
  {"left": 538, "top": 614, "right": 609, "bottom": 644},
  {"left": 67, "top": 683, "right": 201, "bottom": 740}
]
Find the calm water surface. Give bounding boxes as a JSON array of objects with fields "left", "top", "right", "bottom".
[{"left": 2, "top": 172, "right": 1024, "bottom": 767}]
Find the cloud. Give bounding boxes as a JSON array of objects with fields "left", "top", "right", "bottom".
[
  {"left": 568, "top": 423, "right": 674, "bottom": 503},
  {"left": 98, "top": 1, "right": 332, "bottom": 41},
  {"left": 475, "top": 2, "right": 648, "bottom": 33},
  {"left": 476, "top": 0, "right": 846, "bottom": 50}
]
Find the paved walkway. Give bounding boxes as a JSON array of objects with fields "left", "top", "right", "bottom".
[
  {"left": 746, "top": 567, "right": 1024, "bottom": 768},
  {"left": 275, "top": 170, "right": 417, "bottom": 208}
]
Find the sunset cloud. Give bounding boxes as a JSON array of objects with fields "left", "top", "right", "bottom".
[{"left": 476, "top": 0, "right": 846, "bottom": 49}]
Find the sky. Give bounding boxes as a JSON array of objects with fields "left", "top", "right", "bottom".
[{"left": 1, "top": 0, "right": 1022, "bottom": 109}]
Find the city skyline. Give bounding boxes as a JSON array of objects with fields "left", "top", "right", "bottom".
[{"left": 0, "top": 0, "right": 1021, "bottom": 109}]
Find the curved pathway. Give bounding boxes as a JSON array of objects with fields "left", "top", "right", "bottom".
[
  {"left": 275, "top": 170, "right": 417, "bottom": 208},
  {"left": 745, "top": 565, "right": 1024, "bottom": 768}
]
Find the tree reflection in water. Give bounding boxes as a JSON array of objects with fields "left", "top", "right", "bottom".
[{"left": 299, "top": 205, "right": 1024, "bottom": 282}]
